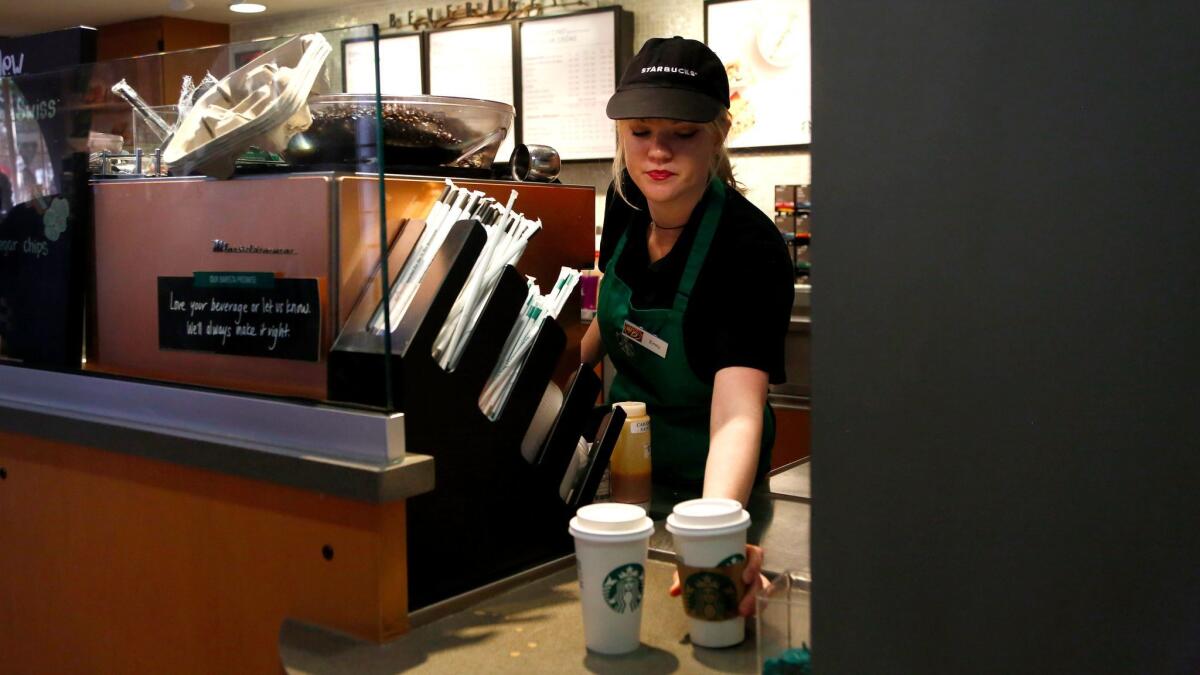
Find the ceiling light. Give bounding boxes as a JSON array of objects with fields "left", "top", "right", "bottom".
[
  {"left": 168, "top": 0, "right": 195, "bottom": 10},
  {"left": 229, "top": 1, "right": 267, "bottom": 13}
]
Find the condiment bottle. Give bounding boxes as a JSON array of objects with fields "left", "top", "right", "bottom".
[{"left": 610, "top": 401, "right": 652, "bottom": 509}]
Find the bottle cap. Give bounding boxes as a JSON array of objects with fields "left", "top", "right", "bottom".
[{"left": 613, "top": 401, "right": 647, "bottom": 418}]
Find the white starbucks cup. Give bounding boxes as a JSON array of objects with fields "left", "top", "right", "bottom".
[
  {"left": 666, "top": 498, "right": 752, "bottom": 648},
  {"left": 569, "top": 503, "right": 655, "bottom": 654}
]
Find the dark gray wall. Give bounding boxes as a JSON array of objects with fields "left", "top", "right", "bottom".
[{"left": 811, "top": 2, "right": 1200, "bottom": 673}]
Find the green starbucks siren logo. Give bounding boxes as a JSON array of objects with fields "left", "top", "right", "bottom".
[
  {"left": 43, "top": 197, "right": 69, "bottom": 242},
  {"left": 683, "top": 572, "right": 739, "bottom": 621},
  {"left": 717, "top": 553, "right": 746, "bottom": 567},
  {"left": 602, "top": 563, "right": 645, "bottom": 614}
]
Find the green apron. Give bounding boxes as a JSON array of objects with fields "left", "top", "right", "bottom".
[{"left": 599, "top": 178, "right": 775, "bottom": 492}]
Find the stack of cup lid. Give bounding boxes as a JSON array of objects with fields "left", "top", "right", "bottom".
[{"left": 163, "top": 33, "right": 331, "bottom": 178}]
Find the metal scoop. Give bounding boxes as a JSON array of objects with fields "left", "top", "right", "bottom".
[{"left": 452, "top": 127, "right": 507, "bottom": 166}]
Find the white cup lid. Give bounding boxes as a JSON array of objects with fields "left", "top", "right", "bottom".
[
  {"left": 665, "top": 498, "right": 750, "bottom": 535},
  {"left": 569, "top": 503, "right": 653, "bottom": 542}
]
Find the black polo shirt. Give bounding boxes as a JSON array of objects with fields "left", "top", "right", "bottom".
[{"left": 599, "top": 174, "right": 794, "bottom": 384}]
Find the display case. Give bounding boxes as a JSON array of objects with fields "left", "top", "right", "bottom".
[{"left": 0, "top": 26, "right": 621, "bottom": 669}]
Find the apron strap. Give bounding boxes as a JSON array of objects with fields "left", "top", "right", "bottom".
[
  {"left": 607, "top": 177, "right": 727, "bottom": 315},
  {"left": 609, "top": 210, "right": 633, "bottom": 271},
  {"left": 673, "top": 178, "right": 726, "bottom": 313}
]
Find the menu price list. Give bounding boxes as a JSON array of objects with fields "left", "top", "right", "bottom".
[{"left": 521, "top": 12, "right": 617, "bottom": 160}]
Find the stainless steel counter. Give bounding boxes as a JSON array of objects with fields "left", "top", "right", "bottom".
[
  {"left": 771, "top": 283, "right": 811, "bottom": 401},
  {"left": 769, "top": 459, "right": 811, "bottom": 502},
  {"left": 644, "top": 478, "right": 810, "bottom": 577},
  {"left": 279, "top": 485, "right": 811, "bottom": 671},
  {"left": 282, "top": 559, "right": 761, "bottom": 674},
  {"left": 648, "top": 500, "right": 810, "bottom": 579},
  {"left": 0, "top": 365, "right": 433, "bottom": 502}
]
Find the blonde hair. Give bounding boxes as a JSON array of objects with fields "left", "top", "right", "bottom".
[{"left": 611, "top": 112, "right": 743, "bottom": 207}]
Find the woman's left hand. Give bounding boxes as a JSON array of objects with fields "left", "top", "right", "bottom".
[{"left": 738, "top": 543, "right": 769, "bottom": 617}]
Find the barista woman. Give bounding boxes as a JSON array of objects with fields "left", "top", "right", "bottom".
[{"left": 580, "top": 37, "right": 794, "bottom": 611}]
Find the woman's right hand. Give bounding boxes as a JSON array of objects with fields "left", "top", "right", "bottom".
[{"left": 667, "top": 543, "right": 769, "bottom": 617}]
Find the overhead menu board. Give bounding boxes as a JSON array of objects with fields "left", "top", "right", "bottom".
[
  {"left": 706, "top": 0, "right": 811, "bottom": 148},
  {"left": 428, "top": 24, "right": 517, "bottom": 163},
  {"left": 520, "top": 10, "right": 620, "bottom": 160},
  {"left": 343, "top": 35, "right": 423, "bottom": 95}
]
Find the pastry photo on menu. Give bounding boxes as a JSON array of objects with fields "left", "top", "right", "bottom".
[
  {"left": 756, "top": 4, "right": 804, "bottom": 69},
  {"left": 706, "top": 0, "right": 811, "bottom": 147},
  {"left": 725, "top": 62, "right": 756, "bottom": 140}
]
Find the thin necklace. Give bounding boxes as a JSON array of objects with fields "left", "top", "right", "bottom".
[{"left": 651, "top": 220, "right": 686, "bottom": 231}]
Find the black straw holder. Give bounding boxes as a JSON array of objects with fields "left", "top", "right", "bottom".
[{"left": 328, "top": 220, "right": 619, "bottom": 608}]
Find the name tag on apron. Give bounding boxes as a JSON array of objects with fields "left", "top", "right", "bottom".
[{"left": 622, "top": 320, "right": 669, "bottom": 358}]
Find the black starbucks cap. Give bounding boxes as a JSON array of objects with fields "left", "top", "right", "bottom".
[{"left": 606, "top": 36, "right": 730, "bottom": 123}]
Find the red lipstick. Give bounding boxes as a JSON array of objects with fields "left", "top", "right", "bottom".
[{"left": 647, "top": 170, "right": 674, "bottom": 181}]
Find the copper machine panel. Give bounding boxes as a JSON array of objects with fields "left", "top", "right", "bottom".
[{"left": 88, "top": 173, "right": 593, "bottom": 401}]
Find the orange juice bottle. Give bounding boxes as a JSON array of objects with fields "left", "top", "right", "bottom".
[{"left": 610, "top": 401, "right": 652, "bottom": 509}]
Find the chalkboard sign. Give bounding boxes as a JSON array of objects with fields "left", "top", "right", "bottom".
[{"left": 157, "top": 276, "right": 321, "bottom": 361}]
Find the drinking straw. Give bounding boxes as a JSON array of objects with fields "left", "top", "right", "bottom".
[
  {"left": 432, "top": 206, "right": 506, "bottom": 365},
  {"left": 372, "top": 186, "right": 485, "bottom": 333},
  {"left": 431, "top": 191, "right": 532, "bottom": 370},
  {"left": 478, "top": 267, "right": 579, "bottom": 419},
  {"left": 437, "top": 211, "right": 541, "bottom": 370},
  {"left": 369, "top": 180, "right": 459, "bottom": 333}
]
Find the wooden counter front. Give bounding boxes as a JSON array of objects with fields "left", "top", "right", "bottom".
[{"left": 0, "top": 430, "right": 412, "bottom": 673}]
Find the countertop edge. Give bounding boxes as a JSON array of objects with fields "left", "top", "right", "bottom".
[{"left": 0, "top": 372, "right": 435, "bottom": 503}]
